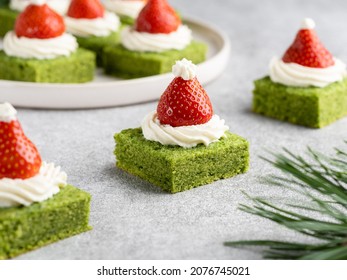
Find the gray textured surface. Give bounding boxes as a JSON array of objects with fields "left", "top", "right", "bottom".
[{"left": 9, "top": 0, "right": 347, "bottom": 259}]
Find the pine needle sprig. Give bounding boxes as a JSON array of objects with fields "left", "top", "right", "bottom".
[{"left": 225, "top": 142, "right": 347, "bottom": 260}]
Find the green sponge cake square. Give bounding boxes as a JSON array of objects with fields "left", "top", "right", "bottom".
[
  {"left": 0, "top": 6, "right": 18, "bottom": 38},
  {"left": 253, "top": 77, "right": 347, "bottom": 128},
  {"left": 0, "top": 185, "right": 91, "bottom": 260},
  {"left": 0, "top": 48, "right": 96, "bottom": 83},
  {"left": 103, "top": 41, "right": 207, "bottom": 78},
  {"left": 76, "top": 30, "right": 121, "bottom": 67},
  {"left": 115, "top": 128, "right": 249, "bottom": 193},
  {"left": 119, "top": 15, "right": 135, "bottom": 25}
]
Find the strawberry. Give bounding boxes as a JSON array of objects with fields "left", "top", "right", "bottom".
[
  {"left": 0, "top": 120, "right": 42, "bottom": 180},
  {"left": 135, "top": 0, "right": 181, "bottom": 34},
  {"left": 67, "top": 0, "right": 105, "bottom": 19},
  {"left": 282, "top": 18, "right": 334, "bottom": 68},
  {"left": 157, "top": 77, "right": 213, "bottom": 127},
  {"left": 15, "top": 4, "right": 65, "bottom": 39}
]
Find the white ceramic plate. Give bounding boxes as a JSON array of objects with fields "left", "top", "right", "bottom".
[{"left": 0, "top": 17, "right": 230, "bottom": 109}]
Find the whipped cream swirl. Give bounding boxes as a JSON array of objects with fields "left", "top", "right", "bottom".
[
  {"left": 10, "top": 0, "right": 70, "bottom": 15},
  {"left": 142, "top": 111, "right": 229, "bottom": 148},
  {"left": 0, "top": 162, "right": 67, "bottom": 208},
  {"left": 104, "top": 0, "right": 145, "bottom": 18},
  {"left": 269, "top": 57, "right": 347, "bottom": 88},
  {"left": 121, "top": 25, "right": 192, "bottom": 52},
  {"left": 65, "top": 12, "right": 120, "bottom": 37},
  {"left": 0, "top": 102, "right": 17, "bottom": 123},
  {"left": 3, "top": 31, "right": 78, "bottom": 59},
  {"left": 172, "top": 58, "right": 197, "bottom": 80}
]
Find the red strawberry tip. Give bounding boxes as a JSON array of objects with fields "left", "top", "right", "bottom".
[
  {"left": 282, "top": 18, "right": 334, "bottom": 68},
  {"left": 67, "top": 0, "right": 105, "bottom": 19},
  {"left": 135, "top": 0, "right": 181, "bottom": 34}
]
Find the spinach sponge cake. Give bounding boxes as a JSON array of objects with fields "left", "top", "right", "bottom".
[
  {"left": 253, "top": 18, "right": 347, "bottom": 128},
  {"left": 104, "top": 41, "right": 206, "bottom": 78},
  {"left": 103, "top": 0, "right": 207, "bottom": 78},
  {"left": 115, "top": 129, "right": 249, "bottom": 193},
  {"left": 115, "top": 59, "right": 249, "bottom": 193},
  {"left": 0, "top": 103, "right": 91, "bottom": 259},
  {"left": 0, "top": 185, "right": 91, "bottom": 260},
  {"left": 0, "top": 49, "right": 95, "bottom": 83},
  {"left": 254, "top": 77, "right": 347, "bottom": 128}
]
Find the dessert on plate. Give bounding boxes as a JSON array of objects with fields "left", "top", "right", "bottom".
[
  {"left": 115, "top": 59, "right": 249, "bottom": 193},
  {"left": 253, "top": 18, "right": 347, "bottom": 128},
  {"left": 0, "top": 0, "right": 70, "bottom": 37},
  {"left": 0, "top": 103, "right": 91, "bottom": 260},
  {"left": 65, "top": 0, "right": 121, "bottom": 66},
  {"left": 104, "top": 0, "right": 146, "bottom": 25},
  {"left": 103, "top": 0, "right": 207, "bottom": 78},
  {"left": 0, "top": 0, "right": 96, "bottom": 83}
]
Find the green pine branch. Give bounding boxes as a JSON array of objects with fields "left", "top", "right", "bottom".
[{"left": 225, "top": 142, "right": 347, "bottom": 260}]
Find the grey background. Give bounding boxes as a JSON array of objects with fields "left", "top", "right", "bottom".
[{"left": 11, "top": 0, "right": 347, "bottom": 259}]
